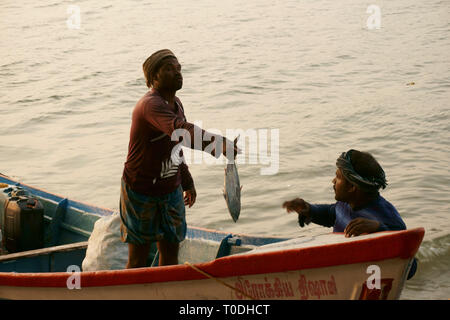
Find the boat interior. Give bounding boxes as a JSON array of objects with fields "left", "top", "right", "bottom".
[{"left": 0, "top": 178, "right": 287, "bottom": 273}]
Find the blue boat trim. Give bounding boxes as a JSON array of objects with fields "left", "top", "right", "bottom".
[
  {"left": 0, "top": 175, "right": 112, "bottom": 217},
  {"left": 0, "top": 174, "right": 290, "bottom": 248},
  {"left": 45, "top": 198, "right": 68, "bottom": 246}
]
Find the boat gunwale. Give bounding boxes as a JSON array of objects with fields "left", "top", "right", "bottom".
[
  {"left": 0, "top": 174, "right": 425, "bottom": 290},
  {"left": 0, "top": 227, "right": 424, "bottom": 288}
]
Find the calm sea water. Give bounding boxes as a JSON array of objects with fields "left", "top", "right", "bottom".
[{"left": 1, "top": 0, "right": 449, "bottom": 299}]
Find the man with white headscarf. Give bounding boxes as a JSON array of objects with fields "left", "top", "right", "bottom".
[
  {"left": 282, "top": 149, "right": 417, "bottom": 279},
  {"left": 282, "top": 149, "right": 405, "bottom": 235}
]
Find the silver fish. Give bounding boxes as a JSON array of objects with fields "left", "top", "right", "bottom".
[{"left": 223, "top": 162, "right": 241, "bottom": 222}]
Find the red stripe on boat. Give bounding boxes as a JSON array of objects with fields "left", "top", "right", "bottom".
[{"left": 0, "top": 228, "right": 424, "bottom": 288}]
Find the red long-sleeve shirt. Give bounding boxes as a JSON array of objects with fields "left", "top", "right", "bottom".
[{"left": 123, "top": 89, "right": 218, "bottom": 196}]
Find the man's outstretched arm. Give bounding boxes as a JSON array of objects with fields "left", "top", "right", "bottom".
[{"left": 283, "top": 198, "right": 336, "bottom": 228}]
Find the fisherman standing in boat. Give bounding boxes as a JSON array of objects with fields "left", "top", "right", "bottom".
[
  {"left": 282, "top": 149, "right": 417, "bottom": 278},
  {"left": 120, "top": 49, "right": 239, "bottom": 268}
]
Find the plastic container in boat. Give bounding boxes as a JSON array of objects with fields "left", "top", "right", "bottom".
[{"left": 0, "top": 185, "right": 44, "bottom": 253}]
